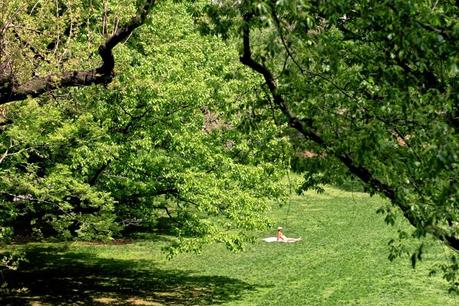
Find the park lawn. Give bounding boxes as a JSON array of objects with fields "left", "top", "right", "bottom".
[{"left": 1, "top": 186, "right": 458, "bottom": 305}]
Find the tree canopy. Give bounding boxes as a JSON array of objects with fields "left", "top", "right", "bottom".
[
  {"left": 0, "top": 0, "right": 157, "bottom": 104},
  {"left": 0, "top": 0, "right": 458, "bottom": 290},
  {"left": 0, "top": 0, "right": 288, "bottom": 252},
  {"left": 198, "top": 0, "right": 458, "bottom": 287}
]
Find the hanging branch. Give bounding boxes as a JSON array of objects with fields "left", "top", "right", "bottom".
[
  {"left": 0, "top": 0, "right": 156, "bottom": 105},
  {"left": 239, "top": 12, "right": 459, "bottom": 252}
]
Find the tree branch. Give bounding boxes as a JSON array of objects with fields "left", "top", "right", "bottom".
[
  {"left": 12, "top": 28, "right": 47, "bottom": 62},
  {"left": 0, "top": 0, "right": 156, "bottom": 105},
  {"left": 239, "top": 13, "right": 459, "bottom": 252}
]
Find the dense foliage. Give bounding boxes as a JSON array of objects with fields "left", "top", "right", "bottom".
[
  {"left": 194, "top": 0, "right": 458, "bottom": 288},
  {"left": 0, "top": 1, "right": 288, "bottom": 252},
  {"left": 0, "top": 0, "right": 458, "bottom": 290}
]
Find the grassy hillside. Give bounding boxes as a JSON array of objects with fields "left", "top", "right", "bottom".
[{"left": 1, "top": 187, "right": 457, "bottom": 305}]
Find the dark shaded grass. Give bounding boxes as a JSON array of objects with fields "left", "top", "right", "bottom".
[{"left": 0, "top": 245, "right": 257, "bottom": 305}]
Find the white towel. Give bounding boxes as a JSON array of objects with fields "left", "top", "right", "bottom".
[
  {"left": 262, "top": 236, "right": 302, "bottom": 243},
  {"left": 262, "top": 237, "right": 278, "bottom": 242}
]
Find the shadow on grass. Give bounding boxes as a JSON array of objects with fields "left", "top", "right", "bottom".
[
  {"left": 0, "top": 245, "right": 257, "bottom": 305},
  {"left": 331, "top": 179, "right": 365, "bottom": 193}
]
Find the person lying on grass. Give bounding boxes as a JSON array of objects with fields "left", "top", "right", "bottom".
[{"left": 277, "top": 227, "right": 302, "bottom": 242}]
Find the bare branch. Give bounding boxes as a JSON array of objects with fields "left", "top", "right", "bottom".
[
  {"left": 0, "top": 138, "right": 13, "bottom": 164},
  {"left": 12, "top": 28, "right": 47, "bottom": 62}
]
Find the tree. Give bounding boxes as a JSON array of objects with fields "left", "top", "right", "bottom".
[
  {"left": 0, "top": 1, "right": 289, "bottom": 253},
  {"left": 2, "top": 0, "right": 457, "bottom": 289},
  {"left": 198, "top": 0, "right": 458, "bottom": 288},
  {"left": 0, "top": 0, "right": 155, "bottom": 104}
]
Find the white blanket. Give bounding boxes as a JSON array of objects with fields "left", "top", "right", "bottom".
[{"left": 262, "top": 237, "right": 302, "bottom": 243}]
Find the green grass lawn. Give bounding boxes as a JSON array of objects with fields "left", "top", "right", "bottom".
[{"left": 1, "top": 187, "right": 458, "bottom": 305}]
